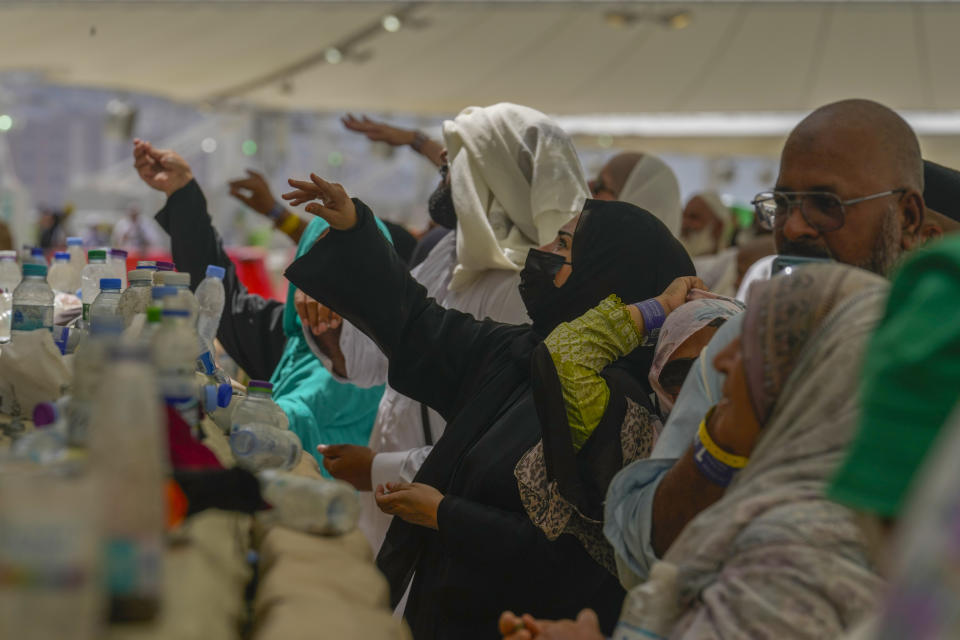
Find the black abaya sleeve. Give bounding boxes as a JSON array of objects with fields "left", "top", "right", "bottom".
[
  {"left": 155, "top": 180, "right": 286, "bottom": 381},
  {"left": 285, "top": 200, "right": 527, "bottom": 421}
]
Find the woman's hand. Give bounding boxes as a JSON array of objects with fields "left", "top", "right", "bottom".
[
  {"left": 498, "top": 609, "right": 604, "bottom": 640},
  {"left": 342, "top": 114, "right": 416, "bottom": 146},
  {"left": 282, "top": 174, "right": 357, "bottom": 230},
  {"left": 317, "top": 444, "right": 374, "bottom": 491},
  {"left": 229, "top": 169, "right": 280, "bottom": 216},
  {"left": 293, "top": 288, "right": 342, "bottom": 336},
  {"left": 656, "top": 276, "right": 708, "bottom": 315},
  {"left": 374, "top": 482, "right": 444, "bottom": 529},
  {"left": 132, "top": 139, "right": 194, "bottom": 196}
]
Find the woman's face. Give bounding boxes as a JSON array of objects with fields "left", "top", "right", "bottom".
[
  {"left": 658, "top": 325, "right": 722, "bottom": 401},
  {"left": 709, "top": 336, "right": 762, "bottom": 457},
  {"left": 537, "top": 214, "right": 580, "bottom": 286}
]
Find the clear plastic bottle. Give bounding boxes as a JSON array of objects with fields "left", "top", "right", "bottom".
[
  {"left": 89, "top": 278, "right": 123, "bottom": 331},
  {"left": 66, "top": 237, "right": 86, "bottom": 267},
  {"left": 11, "top": 263, "right": 54, "bottom": 334},
  {"left": 109, "top": 249, "right": 128, "bottom": 288},
  {"left": 231, "top": 381, "right": 289, "bottom": 433},
  {"left": 118, "top": 270, "right": 154, "bottom": 327},
  {"left": 80, "top": 249, "right": 111, "bottom": 324},
  {"left": 0, "top": 249, "right": 21, "bottom": 343},
  {"left": 11, "top": 412, "right": 67, "bottom": 464},
  {"left": 257, "top": 470, "right": 360, "bottom": 535},
  {"left": 198, "top": 351, "right": 233, "bottom": 412},
  {"left": 156, "top": 271, "right": 199, "bottom": 324},
  {"left": 611, "top": 562, "right": 681, "bottom": 640},
  {"left": 152, "top": 308, "right": 201, "bottom": 435},
  {"left": 48, "top": 251, "right": 76, "bottom": 295},
  {"left": 28, "top": 246, "right": 47, "bottom": 266},
  {"left": 230, "top": 424, "right": 302, "bottom": 471},
  {"left": 195, "top": 264, "right": 225, "bottom": 357},
  {"left": 68, "top": 317, "right": 124, "bottom": 447},
  {"left": 88, "top": 342, "right": 166, "bottom": 623}
]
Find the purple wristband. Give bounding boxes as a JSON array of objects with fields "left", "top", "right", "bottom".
[
  {"left": 267, "top": 203, "right": 285, "bottom": 221},
  {"left": 633, "top": 298, "right": 666, "bottom": 332}
]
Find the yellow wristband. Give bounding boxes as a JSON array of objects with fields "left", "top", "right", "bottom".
[
  {"left": 278, "top": 213, "right": 301, "bottom": 235},
  {"left": 697, "top": 418, "right": 749, "bottom": 469}
]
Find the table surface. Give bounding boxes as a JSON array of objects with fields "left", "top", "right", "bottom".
[{"left": 2, "top": 412, "right": 408, "bottom": 640}]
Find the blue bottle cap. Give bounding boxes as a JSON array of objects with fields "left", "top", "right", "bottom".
[
  {"left": 99, "top": 278, "right": 122, "bottom": 290},
  {"left": 54, "top": 251, "right": 70, "bottom": 260},
  {"left": 217, "top": 383, "right": 233, "bottom": 408},
  {"left": 30, "top": 247, "right": 44, "bottom": 257},
  {"left": 206, "top": 265, "right": 226, "bottom": 279},
  {"left": 198, "top": 351, "right": 215, "bottom": 375},
  {"left": 66, "top": 237, "right": 84, "bottom": 247}
]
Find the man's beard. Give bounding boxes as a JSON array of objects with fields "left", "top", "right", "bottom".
[
  {"left": 681, "top": 226, "right": 717, "bottom": 257},
  {"left": 427, "top": 180, "right": 457, "bottom": 230},
  {"left": 777, "top": 208, "right": 902, "bottom": 277}
]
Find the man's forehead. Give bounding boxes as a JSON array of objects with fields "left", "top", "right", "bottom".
[{"left": 777, "top": 133, "right": 888, "bottom": 193}]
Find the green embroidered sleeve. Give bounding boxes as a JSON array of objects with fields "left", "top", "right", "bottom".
[{"left": 544, "top": 294, "right": 643, "bottom": 451}]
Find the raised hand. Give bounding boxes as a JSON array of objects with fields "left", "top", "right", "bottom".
[
  {"left": 229, "top": 169, "right": 279, "bottom": 216},
  {"left": 316, "top": 444, "right": 375, "bottom": 491},
  {"left": 282, "top": 174, "right": 357, "bottom": 230},
  {"left": 132, "top": 139, "right": 194, "bottom": 196},
  {"left": 341, "top": 114, "right": 416, "bottom": 147}
]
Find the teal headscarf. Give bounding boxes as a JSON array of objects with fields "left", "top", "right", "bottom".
[{"left": 269, "top": 215, "right": 392, "bottom": 472}]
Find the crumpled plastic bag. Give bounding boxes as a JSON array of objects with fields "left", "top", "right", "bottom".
[{"left": 0, "top": 330, "right": 71, "bottom": 418}]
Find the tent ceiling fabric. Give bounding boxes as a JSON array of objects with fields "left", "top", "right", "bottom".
[{"left": 0, "top": 1, "right": 958, "bottom": 116}]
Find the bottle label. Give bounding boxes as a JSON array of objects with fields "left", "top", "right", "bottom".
[
  {"left": 12, "top": 303, "right": 53, "bottom": 331},
  {"left": 82, "top": 302, "right": 91, "bottom": 322},
  {"left": 104, "top": 536, "right": 162, "bottom": 598}
]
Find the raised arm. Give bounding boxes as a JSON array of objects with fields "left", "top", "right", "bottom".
[
  {"left": 342, "top": 114, "right": 446, "bottom": 168},
  {"left": 134, "top": 140, "right": 286, "bottom": 380},
  {"left": 283, "top": 175, "right": 525, "bottom": 420}
]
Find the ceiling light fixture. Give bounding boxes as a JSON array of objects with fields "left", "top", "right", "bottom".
[
  {"left": 382, "top": 15, "right": 402, "bottom": 33},
  {"left": 0, "top": 115, "right": 12, "bottom": 131},
  {"left": 324, "top": 48, "right": 343, "bottom": 65},
  {"left": 665, "top": 11, "right": 692, "bottom": 30}
]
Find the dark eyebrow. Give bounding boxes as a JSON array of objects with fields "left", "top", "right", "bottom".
[{"left": 557, "top": 231, "right": 573, "bottom": 238}]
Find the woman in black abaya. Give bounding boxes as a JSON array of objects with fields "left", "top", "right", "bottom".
[{"left": 282, "top": 174, "right": 698, "bottom": 639}]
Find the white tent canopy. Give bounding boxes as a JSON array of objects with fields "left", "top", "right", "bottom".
[{"left": 1, "top": 1, "right": 958, "bottom": 119}]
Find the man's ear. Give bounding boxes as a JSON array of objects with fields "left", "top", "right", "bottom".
[
  {"left": 921, "top": 220, "right": 944, "bottom": 245},
  {"left": 899, "top": 190, "right": 926, "bottom": 251}
]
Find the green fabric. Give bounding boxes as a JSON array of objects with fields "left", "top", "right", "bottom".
[
  {"left": 270, "top": 215, "right": 393, "bottom": 473},
  {"left": 829, "top": 234, "right": 960, "bottom": 517},
  {"left": 544, "top": 295, "right": 642, "bottom": 450}
]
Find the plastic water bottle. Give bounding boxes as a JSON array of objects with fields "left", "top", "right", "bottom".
[
  {"left": 232, "top": 381, "right": 290, "bottom": 432},
  {"left": 611, "top": 562, "right": 681, "bottom": 640},
  {"left": 88, "top": 342, "right": 166, "bottom": 622},
  {"left": 11, "top": 404, "right": 67, "bottom": 464},
  {"left": 28, "top": 247, "right": 46, "bottom": 266},
  {"left": 11, "top": 263, "right": 54, "bottom": 334},
  {"left": 258, "top": 470, "right": 360, "bottom": 535},
  {"left": 0, "top": 250, "right": 21, "bottom": 343},
  {"left": 198, "top": 351, "right": 232, "bottom": 412},
  {"left": 68, "top": 317, "right": 124, "bottom": 447},
  {"left": 66, "top": 236, "right": 86, "bottom": 268},
  {"left": 195, "top": 265, "right": 225, "bottom": 356},
  {"left": 80, "top": 249, "right": 111, "bottom": 324},
  {"left": 230, "top": 424, "right": 302, "bottom": 471},
  {"left": 152, "top": 307, "right": 201, "bottom": 435},
  {"left": 109, "top": 249, "right": 128, "bottom": 288},
  {"left": 118, "top": 270, "right": 154, "bottom": 327},
  {"left": 155, "top": 272, "right": 199, "bottom": 323},
  {"left": 89, "top": 278, "right": 122, "bottom": 331},
  {"left": 48, "top": 251, "right": 75, "bottom": 294}
]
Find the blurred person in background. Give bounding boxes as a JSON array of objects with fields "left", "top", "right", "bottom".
[
  {"left": 305, "top": 104, "right": 588, "bottom": 554},
  {"left": 588, "top": 152, "right": 682, "bottom": 237},
  {"left": 110, "top": 201, "right": 165, "bottom": 250},
  {"left": 37, "top": 203, "right": 73, "bottom": 249},
  {"left": 680, "top": 191, "right": 730, "bottom": 258},
  {"left": 0, "top": 219, "right": 11, "bottom": 250},
  {"left": 132, "top": 139, "right": 394, "bottom": 467}
]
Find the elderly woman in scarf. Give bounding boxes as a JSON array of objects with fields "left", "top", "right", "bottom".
[
  {"left": 501, "top": 263, "right": 889, "bottom": 640},
  {"left": 281, "top": 169, "right": 696, "bottom": 638}
]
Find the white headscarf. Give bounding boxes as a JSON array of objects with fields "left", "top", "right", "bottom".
[
  {"left": 616, "top": 155, "right": 682, "bottom": 237},
  {"left": 443, "top": 103, "right": 588, "bottom": 291}
]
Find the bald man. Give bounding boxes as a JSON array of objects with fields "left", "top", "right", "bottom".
[
  {"left": 769, "top": 98, "right": 925, "bottom": 275},
  {"left": 604, "top": 100, "right": 932, "bottom": 594}
]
